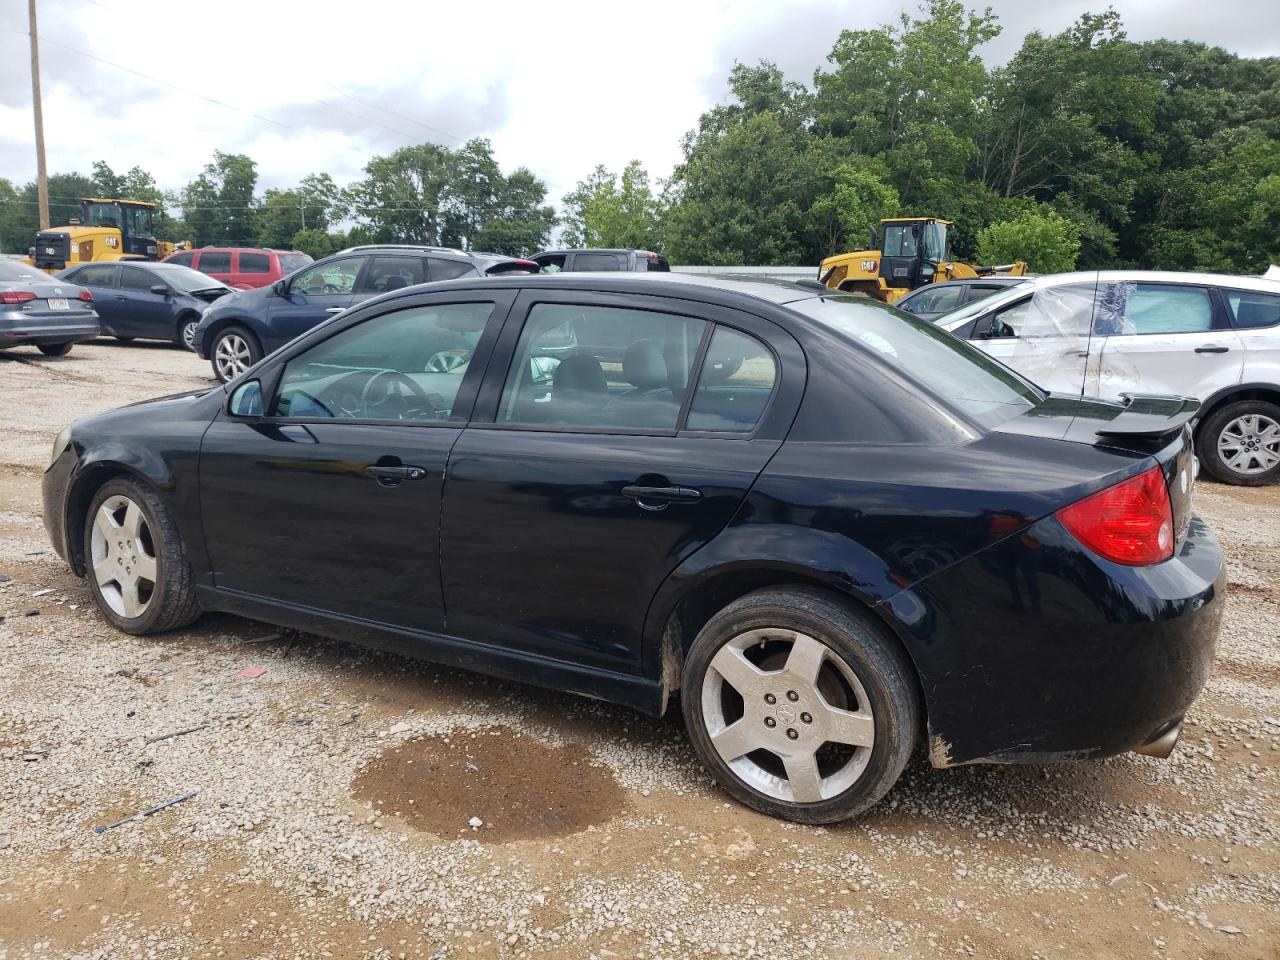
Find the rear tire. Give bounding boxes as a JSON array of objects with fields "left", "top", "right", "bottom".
[
  {"left": 1197, "top": 399, "right": 1280, "bottom": 486},
  {"left": 38, "top": 342, "right": 73, "bottom": 357},
  {"left": 211, "top": 325, "right": 261, "bottom": 382},
  {"left": 83, "top": 478, "right": 201, "bottom": 635},
  {"left": 178, "top": 315, "right": 200, "bottom": 351},
  {"left": 681, "top": 587, "right": 919, "bottom": 824}
]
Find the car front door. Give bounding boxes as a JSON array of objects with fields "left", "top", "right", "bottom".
[
  {"left": 1089, "top": 280, "right": 1243, "bottom": 402},
  {"left": 198, "top": 290, "right": 513, "bottom": 633},
  {"left": 68, "top": 263, "right": 121, "bottom": 331},
  {"left": 969, "top": 279, "right": 1102, "bottom": 396},
  {"left": 265, "top": 255, "right": 369, "bottom": 351},
  {"left": 117, "top": 266, "right": 175, "bottom": 340},
  {"left": 441, "top": 290, "right": 801, "bottom": 676}
]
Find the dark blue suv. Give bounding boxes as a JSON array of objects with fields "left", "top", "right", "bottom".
[{"left": 194, "top": 245, "right": 536, "bottom": 381}]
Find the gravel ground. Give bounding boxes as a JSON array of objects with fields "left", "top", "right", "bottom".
[{"left": 0, "top": 339, "right": 1277, "bottom": 960}]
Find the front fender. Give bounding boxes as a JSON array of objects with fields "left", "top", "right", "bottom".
[{"left": 60, "top": 446, "right": 176, "bottom": 575}]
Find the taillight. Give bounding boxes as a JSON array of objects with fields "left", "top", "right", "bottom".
[
  {"left": 78, "top": 290, "right": 93, "bottom": 302},
  {"left": 0, "top": 291, "right": 37, "bottom": 305},
  {"left": 1057, "top": 466, "right": 1173, "bottom": 566}
]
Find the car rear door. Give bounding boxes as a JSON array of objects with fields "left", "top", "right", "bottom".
[
  {"left": 440, "top": 289, "right": 804, "bottom": 676},
  {"left": 198, "top": 289, "right": 514, "bottom": 633},
  {"left": 265, "top": 255, "right": 369, "bottom": 351},
  {"left": 116, "top": 266, "right": 173, "bottom": 339},
  {"left": 69, "top": 263, "right": 121, "bottom": 330},
  {"left": 1222, "top": 287, "right": 1280, "bottom": 384},
  {"left": 1088, "top": 280, "right": 1244, "bottom": 402}
]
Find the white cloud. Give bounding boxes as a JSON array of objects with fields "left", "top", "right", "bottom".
[{"left": 1, "top": 0, "right": 1276, "bottom": 211}]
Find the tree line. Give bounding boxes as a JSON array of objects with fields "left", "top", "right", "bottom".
[{"left": 1, "top": 3, "right": 1277, "bottom": 273}]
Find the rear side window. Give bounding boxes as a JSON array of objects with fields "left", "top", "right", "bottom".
[
  {"left": 199, "top": 251, "right": 232, "bottom": 273},
  {"left": 794, "top": 297, "right": 1042, "bottom": 428},
  {"left": 167, "top": 252, "right": 194, "bottom": 268},
  {"left": 1118, "top": 283, "right": 1213, "bottom": 334},
  {"left": 428, "top": 258, "right": 475, "bottom": 281},
  {"left": 686, "top": 327, "right": 777, "bottom": 432},
  {"left": 73, "top": 264, "right": 117, "bottom": 286},
  {"left": 239, "top": 252, "right": 270, "bottom": 273},
  {"left": 573, "top": 253, "right": 623, "bottom": 271},
  {"left": 498, "top": 303, "right": 707, "bottom": 430},
  {"left": 362, "top": 256, "right": 425, "bottom": 293},
  {"left": 1225, "top": 290, "right": 1280, "bottom": 329}
]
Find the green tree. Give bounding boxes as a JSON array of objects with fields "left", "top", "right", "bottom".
[
  {"left": 976, "top": 209, "right": 1080, "bottom": 273},
  {"left": 180, "top": 151, "right": 259, "bottom": 246},
  {"left": 472, "top": 167, "right": 556, "bottom": 255},
  {"left": 560, "top": 161, "right": 665, "bottom": 250},
  {"left": 291, "top": 228, "right": 348, "bottom": 259},
  {"left": 806, "top": 155, "right": 899, "bottom": 257}
]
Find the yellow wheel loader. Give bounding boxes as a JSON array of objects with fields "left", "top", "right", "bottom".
[
  {"left": 27, "top": 198, "right": 188, "bottom": 274},
  {"left": 819, "top": 217, "right": 1027, "bottom": 303}
]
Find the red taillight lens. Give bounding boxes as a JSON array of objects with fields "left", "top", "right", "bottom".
[
  {"left": 78, "top": 290, "right": 93, "bottom": 302},
  {"left": 0, "top": 291, "right": 37, "bottom": 304},
  {"left": 1057, "top": 466, "right": 1174, "bottom": 566}
]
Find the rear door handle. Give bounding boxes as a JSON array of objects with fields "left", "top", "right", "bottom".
[
  {"left": 1194, "top": 345, "right": 1229, "bottom": 354},
  {"left": 622, "top": 484, "right": 703, "bottom": 511},
  {"left": 365, "top": 464, "right": 427, "bottom": 482}
]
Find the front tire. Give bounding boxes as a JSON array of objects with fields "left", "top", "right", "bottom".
[
  {"left": 682, "top": 587, "right": 920, "bottom": 824},
  {"left": 211, "top": 325, "right": 261, "bottom": 382},
  {"left": 1198, "top": 399, "right": 1280, "bottom": 485},
  {"left": 38, "top": 342, "right": 73, "bottom": 357},
  {"left": 84, "top": 478, "right": 201, "bottom": 635}
]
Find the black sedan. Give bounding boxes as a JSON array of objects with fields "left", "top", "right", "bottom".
[
  {"left": 42, "top": 273, "right": 1224, "bottom": 823},
  {"left": 58, "top": 261, "right": 231, "bottom": 349},
  {"left": 0, "top": 259, "right": 99, "bottom": 356}
]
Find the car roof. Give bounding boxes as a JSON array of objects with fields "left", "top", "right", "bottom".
[
  {"left": 1026, "top": 270, "right": 1280, "bottom": 293},
  {"left": 900, "top": 276, "right": 1028, "bottom": 296},
  {"left": 533, "top": 248, "right": 661, "bottom": 257}
]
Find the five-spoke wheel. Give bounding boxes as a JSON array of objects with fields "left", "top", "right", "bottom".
[
  {"left": 90, "top": 494, "right": 158, "bottom": 619},
  {"left": 683, "top": 587, "right": 919, "bottom": 823}
]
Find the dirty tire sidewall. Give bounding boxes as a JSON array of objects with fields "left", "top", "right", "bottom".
[
  {"left": 83, "top": 477, "right": 201, "bottom": 635},
  {"left": 1197, "top": 399, "right": 1280, "bottom": 486},
  {"left": 681, "top": 586, "right": 920, "bottom": 825}
]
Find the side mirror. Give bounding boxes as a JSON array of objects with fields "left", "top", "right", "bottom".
[
  {"left": 228, "top": 379, "right": 263, "bottom": 417},
  {"left": 149, "top": 284, "right": 169, "bottom": 296},
  {"left": 271, "top": 279, "right": 287, "bottom": 297}
]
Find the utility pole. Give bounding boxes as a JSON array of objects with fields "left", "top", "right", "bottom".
[{"left": 29, "top": 0, "right": 49, "bottom": 230}]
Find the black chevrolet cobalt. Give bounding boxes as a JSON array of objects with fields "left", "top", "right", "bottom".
[{"left": 42, "top": 273, "right": 1224, "bottom": 823}]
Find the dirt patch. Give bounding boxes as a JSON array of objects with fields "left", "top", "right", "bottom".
[{"left": 351, "top": 725, "right": 627, "bottom": 842}]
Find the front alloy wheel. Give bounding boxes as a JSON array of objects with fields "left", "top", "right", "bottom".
[
  {"left": 212, "top": 327, "right": 259, "bottom": 382},
  {"left": 683, "top": 587, "right": 919, "bottom": 824},
  {"left": 90, "top": 494, "right": 157, "bottom": 619}
]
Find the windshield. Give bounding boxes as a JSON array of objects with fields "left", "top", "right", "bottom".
[
  {"left": 121, "top": 204, "right": 154, "bottom": 237},
  {"left": 0, "top": 260, "right": 43, "bottom": 282},
  {"left": 933, "top": 282, "right": 1031, "bottom": 327},
  {"left": 82, "top": 202, "right": 122, "bottom": 228},
  {"left": 152, "top": 264, "right": 226, "bottom": 292},
  {"left": 794, "top": 296, "right": 1043, "bottom": 428}
]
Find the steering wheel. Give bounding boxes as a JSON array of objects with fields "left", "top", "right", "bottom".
[
  {"left": 323, "top": 283, "right": 340, "bottom": 294},
  {"left": 359, "top": 369, "right": 433, "bottom": 419},
  {"left": 427, "top": 349, "right": 468, "bottom": 373}
]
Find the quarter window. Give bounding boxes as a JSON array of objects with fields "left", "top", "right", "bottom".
[
  {"left": 239, "top": 252, "right": 271, "bottom": 273},
  {"left": 198, "top": 251, "right": 232, "bottom": 273},
  {"left": 1225, "top": 290, "right": 1280, "bottom": 329},
  {"left": 271, "top": 302, "right": 496, "bottom": 422},
  {"left": 167, "top": 252, "right": 194, "bottom": 268},
  {"left": 498, "top": 303, "right": 707, "bottom": 430},
  {"left": 428, "top": 258, "right": 474, "bottom": 281},
  {"left": 292, "top": 257, "right": 366, "bottom": 296},
  {"left": 1119, "top": 283, "right": 1213, "bottom": 334},
  {"left": 686, "top": 327, "right": 777, "bottom": 432}
]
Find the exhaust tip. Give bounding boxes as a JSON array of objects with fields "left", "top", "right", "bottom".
[{"left": 1133, "top": 720, "right": 1182, "bottom": 759}]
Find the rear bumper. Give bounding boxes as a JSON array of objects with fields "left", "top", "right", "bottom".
[
  {"left": 884, "top": 511, "right": 1225, "bottom": 766},
  {"left": 0, "top": 313, "right": 100, "bottom": 348}
]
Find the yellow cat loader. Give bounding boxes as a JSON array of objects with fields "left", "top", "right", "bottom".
[
  {"left": 819, "top": 217, "right": 1027, "bottom": 303},
  {"left": 27, "top": 198, "right": 187, "bottom": 274}
]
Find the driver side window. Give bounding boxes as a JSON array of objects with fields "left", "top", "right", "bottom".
[{"left": 270, "top": 301, "right": 496, "bottom": 422}]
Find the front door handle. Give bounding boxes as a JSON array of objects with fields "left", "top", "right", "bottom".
[
  {"left": 622, "top": 484, "right": 703, "bottom": 511},
  {"left": 1194, "top": 345, "right": 1229, "bottom": 354},
  {"left": 114, "top": 295, "right": 128, "bottom": 300},
  {"left": 325, "top": 307, "right": 346, "bottom": 314},
  {"left": 365, "top": 464, "right": 427, "bottom": 483}
]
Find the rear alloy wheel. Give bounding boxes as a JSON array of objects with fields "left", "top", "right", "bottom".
[
  {"left": 682, "top": 587, "right": 919, "bottom": 824},
  {"left": 38, "top": 342, "right": 73, "bottom": 357},
  {"left": 84, "top": 478, "right": 200, "bottom": 634},
  {"left": 1199, "top": 400, "right": 1280, "bottom": 486},
  {"left": 211, "top": 326, "right": 260, "bottom": 382},
  {"left": 179, "top": 317, "right": 200, "bottom": 351}
]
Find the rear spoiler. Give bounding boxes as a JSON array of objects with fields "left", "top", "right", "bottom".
[{"left": 1094, "top": 394, "right": 1200, "bottom": 441}]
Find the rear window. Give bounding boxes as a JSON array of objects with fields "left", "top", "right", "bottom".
[
  {"left": 794, "top": 296, "right": 1043, "bottom": 428},
  {"left": 279, "top": 254, "right": 312, "bottom": 274},
  {"left": 239, "top": 252, "right": 271, "bottom": 273},
  {"left": 198, "top": 251, "right": 232, "bottom": 273},
  {"left": 0, "top": 260, "right": 42, "bottom": 282}
]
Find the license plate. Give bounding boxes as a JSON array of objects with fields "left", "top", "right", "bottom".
[{"left": 48, "top": 298, "right": 69, "bottom": 310}]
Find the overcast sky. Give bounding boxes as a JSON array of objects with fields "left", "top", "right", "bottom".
[{"left": 1, "top": 0, "right": 1278, "bottom": 213}]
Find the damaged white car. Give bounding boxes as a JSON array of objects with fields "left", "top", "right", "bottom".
[{"left": 934, "top": 271, "right": 1280, "bottom": 485}]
